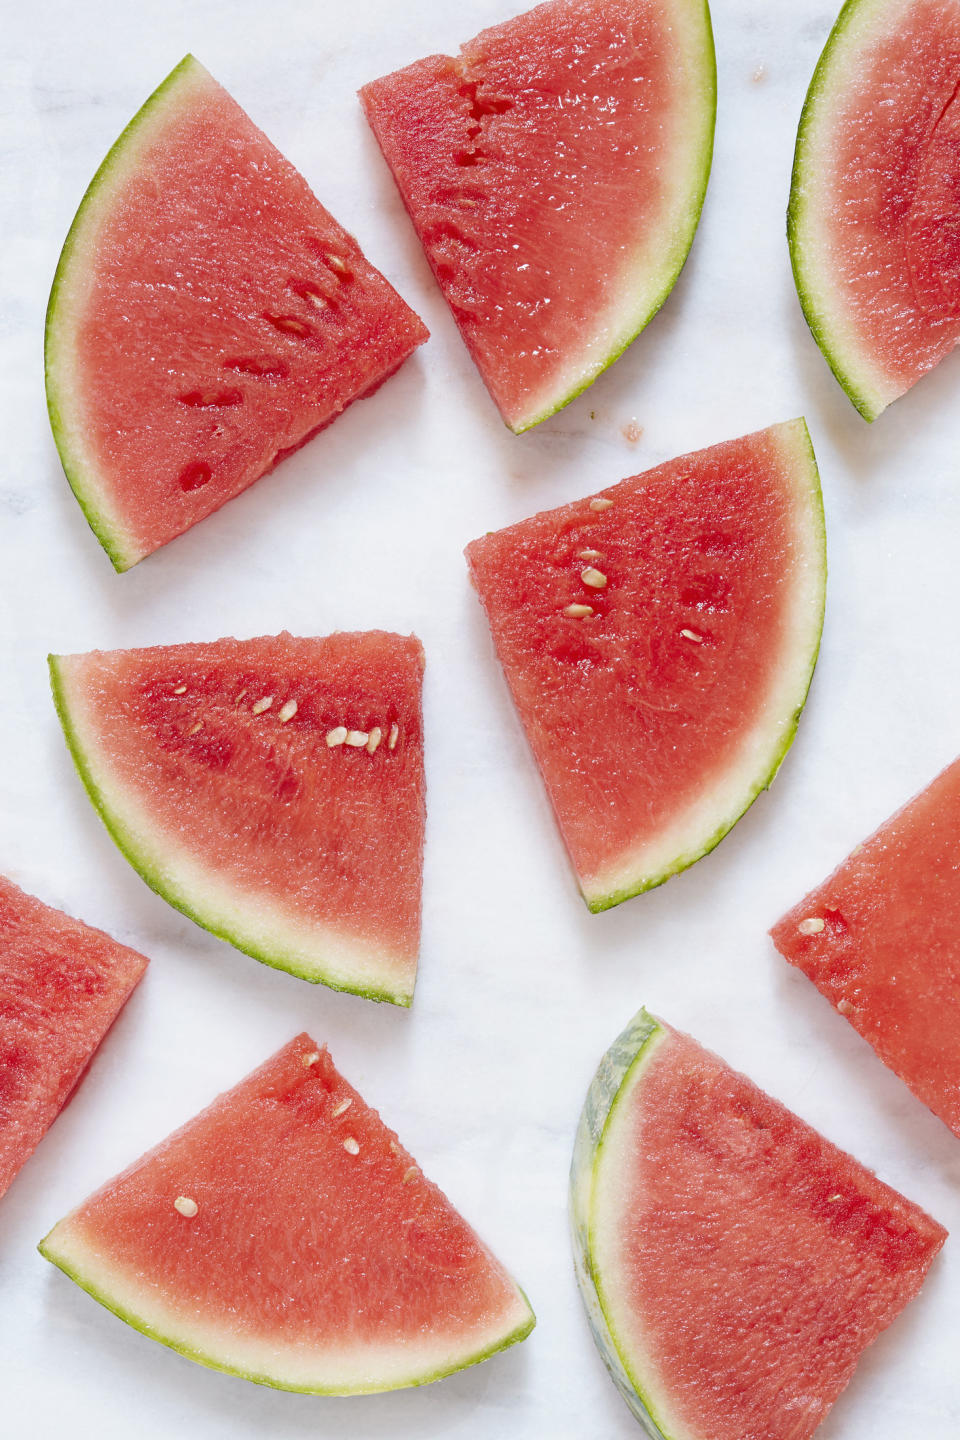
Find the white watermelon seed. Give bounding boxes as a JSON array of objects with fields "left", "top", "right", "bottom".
[
  {"left": 827, "top": 1193, "right": 843, "bottom": 1202},
  {"left": 186, "top": 721, "right": 203, "bottom": 736},
  {"left": 346, "top": 730, "right": 369, "bottom": 747},
  {"left": 302, "top": 1051, "right": 320, "bottom": 1067},
  {"left": 837, "top": 999, "right": 854, "bottom": 1016},
  {"left": 388, "top": 724, "right": 399, "bottom": 750},
  {"left": 332, "top": 1098, "right": 353, "bottom": 1117},
  {"left": 235, "top": 689, "right": 247, "bottom": 705},
  {"left": 564, "top": 604, "right": 594, "bottom": 618},
  {"left": 581, "top": 567, "right": 607, "bottom": 589},
  {"left": 680, "top": 628, "right": 703, "bottom": 643},
  {"left": 798, "top": 917, "right": 825, "bottom": 935},
  {"left": 578, "top": 549, "right": 602, "bottom": 560},
  {"left": 589, "top": 497, "right": 613, "bottom": 511},
  {"left": 367, "top": 727, "right": 382, "bottom": 754},
  {"left": 402, "top": 1167, "right": 419, "bottom": 1184},
  {"left": 326, "top": 726, "right": 347, "bottom": 747},
  {"left": 174, "top": 1195, "right": 198, "bottom": 1217},
  {"left": 278, "top": 699, "right": 298, "bottom": 723},
  {"left": 252, "top": 696, "right": 273, "bottom": 715},
  {"left": 173, "top": 684, "right": 187, "bottom": 695},
  {"left": 343, "top": 1137, "right": 360, "bottom": 1155},
  {"left": 328, "top": 255, "right": 350, "bottom": 275}
]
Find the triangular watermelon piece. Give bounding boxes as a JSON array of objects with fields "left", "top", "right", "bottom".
[
  {"left": 361, "top": 0, "right": 716, "bottom": 432},
  {"left": 40, "top": 1034, "right": 535, "bottom": 1393},
  {"left": 46, "top": 56, "right": 428, "bottom": 570},
  {"left": 771, "top": 754, "right": 960, "bottom": 1139},
  {"left": 0, "top": 875, "right": 147, "bottom": 1199},
  {"left": 465, "top": 420, "right": 826, "bottom": 910},
  {"left": 571, "top": 1009, "right": 946, "bottom": 1440},
  {"left": 49, "top": 632, "right": 425, "bottom": 1005}
]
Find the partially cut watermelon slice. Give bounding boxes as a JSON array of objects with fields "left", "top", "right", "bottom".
[
  {"left": 571, "top": 1009, "right": 947, "bottom": 1440},
  {"left": 0, "top": 875, "right": 147, "bottom": 1198},
  {"left": 46, "top": 56, "right": 428, "bottom": 570},
  {"left": 361, "top": 0, "right": 716, "bottom": 432},
  {"left": 40, "top": 1034, "right": 535, "bottom": 1393},
  {"left": 789, "top": 0, "right": 960, "bottom": 420},
  {"left": 49, "top": 632, "right": 425, "bottom": 1005},
  {"left": 465, "top": 420, "right": 826, "bottom": 910},
  {"left": 771, "top": 754, "right": 960, "bottom": 1138}
]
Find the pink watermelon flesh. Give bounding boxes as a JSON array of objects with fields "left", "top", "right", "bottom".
[
  {"left": 790, "top": 0, "right": 960, "bottom": 418},
  {"left": 46, "top": 56, "right": 428, "bottom": 570},
  {"left": 0, "top": 875, "right": 147, "bottom": 1199},
  {"left": 771, "top": 754, "right": 960, "bottom": 1138},
  {"left": 50, "top": 632, "right": 425, "bottom": 1004},
  {"left": 581, "top": 1015, "right": 946, "bottom": 1440},
  {"left": 465, "top": 420, "right": 825, "bottom": 909},
  {"left": 360, "top": 0, "right": 715, "bottom": 431},
  {"left": 39, "top": 1034, "right": 535, "bottom": 1392}
]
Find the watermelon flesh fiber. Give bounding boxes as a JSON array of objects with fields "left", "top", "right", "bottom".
[
  {"left": 50, "top": 632, "right": 425, "bottom": 1005},
  {"left": 46, "top": 56, "right": 428, "bottom": 569},
  {"left": 40, "top": 1034, "right": 535, "bottom": 1393},
  {"left": 790, "top": 0, "right": 960, "bottom": 418},
  {"left": 772, "top": 753, "right": 960, "bottom": 1138},
  {"left": 361, "top": 0, "right": 715, "bottom": 431},
  {"left": 466, "top": 420, "right": 825, "bottom": 908},
  {"left": 571, "top": 1010, "right": 947, "bottom": 1440},
  {"left": 0, "top": 876, "right": 148, "bottom": 1199}
]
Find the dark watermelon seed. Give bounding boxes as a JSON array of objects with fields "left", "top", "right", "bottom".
[
  {"left": 178, "top": 388, "right": 244, "bottom": 408},
  {"left": 178, "top": 461, "right": 212, "bottom": 492}
]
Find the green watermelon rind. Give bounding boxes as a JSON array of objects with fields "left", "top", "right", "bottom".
[
  {"left": 510, "top": 0, "right": 718, "bottom": 434},
  {"left": 48, "top": 653, "right": 416, "bottom": 1007},
  {"left": 569, "top": 1008, "right": 674, "bottom": 1437},
  {"left": 787, "top": 0, "right": 903, "bottom": 423},
  {"left": 45, "top": 56, "right": 206, "bottom": 572},
  {"left": 37, "top": 1227, "right": 535, "bottom": 1395},
  {"left": 583, "top": 418, "right": 826, "bottom": 913}
]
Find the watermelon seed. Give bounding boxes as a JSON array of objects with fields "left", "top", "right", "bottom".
[
  {"left": 343, "top": 1137, "right": 360, "bottom": 1155},
  {"left": 332, "top": 1099, "right": 353, "bottom": 1117},
  {"left": 252, "top": 696, "right": 274, "bottom": 715},
  {"left": 367, "top": 727, "right": 383, "bottom": 754},
  {"left": 302, "top": 1051, "right": 321, "bottom": 1067},
  {"left": 173, "top": 685, "right": 187, "bottom": 695},
  {"left": 388, "top": 724, "right": 399, "bottom": 750},
  {"left": 589, "top": 497, "right": 613, "bottom": 512},
  {"left": 827, "top": 1193, "right": 843, "bottom": 1202},
  {"left": 178, "top": 461, "right": 212, "bottom": 492},
  {"left": 235, "top": 689, "right": 247, "bottom": 706},
  {"left": 402, "top": 1167, "right": 419, "bottom": 1184},
  {"left": 178, "top": 388, "right": 243, "bottom": 408},
  {"left": 564, "top": 604, "right": 594, "bottom": 618},
  {"left": 326, "top": 726, "right": 348, "bottom": 747},
  {"left": 578, "top": 550, "right": 602, "bottom": 561},
  {"left": 837, "top": 999, "right": 854, "bottom": 1016},
  {"left": 680, "top": 628, "right": 704, "bottom": 643},
  {"left": 327, "top": 256, "right": 353, "bottom": 282},
  {"left": 581, "top": 567, "right": 607, "bottom": 589},
  {"left": 278, "top": 700, "right": 298, "bottom": 723},
  {"left": 798, "top": 917, "right": 825, "bottom": 935},
  {"left": 346, "top": 730, "right": 369, "bottom": 747},
  {"left": 174, "top": 1196, "right": 199, "bottom": 1218},
  {"left": 186, "top": 721, "right": 203, "bottom": 736},
  {"left": 264, "top": 313, "right": 312, "bottom": 338},
  {"left": 389, "top": 1141, "right": 401, "bottom": 1155}
]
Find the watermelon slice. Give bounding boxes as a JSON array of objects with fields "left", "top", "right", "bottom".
[
  {"left": 46, "top": 56, "right": 428, "bottom": 570},
  {"left": 360, "top": 0, "right": 716, "bottom": 432},
  {"left": 49, "top": 632, "right": 425, "bottom": 1005},
  {"left": 40, "top": 1033, "right": 535, "bottom": 1392},
  {"left": 789, "top": 0, "right": 960, "bottom": 420},
  {"left": 771, "top": 754, "right": 960, "bottom": 1138},
  {"left": 0, "top": 875, "right": 147, "bottom": 1199},
  {"left": 571, "top": 1009, "right": 947, "bottom": 1440},
  {"left": 465, "top": 420, "right": 826, "bottom": 910}
]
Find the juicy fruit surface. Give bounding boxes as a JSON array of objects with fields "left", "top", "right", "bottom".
[
  {"left": 575, "top": 1012, "right": 946, "bottom": 1440},
  {"left": 40, "top": 1035, "right": 535, "bottom": 1392},
  {"left": 0, "top": 876, "right": 147, "bottom": 1198},
  {"left": 466, "top": 421, "right": 825, "bottom": 908},
  {"left": 361, "top": 0, "right": 714, "bottom": 431},
  {"left": 772, "top": 754, "right": 960, "bottom": 1137},
  {"left": 46, "top": 56, "right": 428, "bottom": 569},
  {"left": 790, "top": 0, "right": 960, "bottom": 419},
  {"left": 50, "top": 632, "right": 425, "bottom": 1004}
]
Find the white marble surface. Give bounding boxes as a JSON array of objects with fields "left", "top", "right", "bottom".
[{"left": 2, "top": 0, "right": 960, "bottom": 1435}]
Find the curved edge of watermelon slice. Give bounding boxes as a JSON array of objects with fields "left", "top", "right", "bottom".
[
  {"left": 569, "top": 1008, "right": 672, "bottom": 1436},
  {"left": 45, "top": 56, "right": 207, "bottom": 572},
  {"left": 37, "top": 1233, "right": 536, "bottom": 1396},
  {"left": 585, "top": 418, "right": 827, "bottom": 913},
  {"left": 787, "top": 0, "right": 902, "bottom": 423},
  {"left": 48, "top": 653, "right": 416, "bottom": 1007}
]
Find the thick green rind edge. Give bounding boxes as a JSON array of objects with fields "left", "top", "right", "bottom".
[
  {"left": 786, "top": 0, "right": 889, "bottom": 423},
  {"left": 510, "top": 0, "right": 717, "bottom": 435},
  {"left": 48, "top": 654, "right": 415, "bottom": 1007},
  {"left": 38, "top": 1233, "right": 535, "bottom": 1395},
  {"left": 569, "top": 1009, "right": 673, "bottom": 1437},
  {"left": 584, "top": 419, "right": 827, "bottom": 913},
  {"left": 44, "top": 55, "right": 203, "bottom": 572}
]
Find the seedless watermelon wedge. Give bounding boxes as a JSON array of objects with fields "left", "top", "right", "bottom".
[
  {"left": 49, "top": 632, "right": 425, "bottom": 1005},
  {"left": 789, "top": 0, "right": 960, "bottom": 420},
  {"left": 571, "top": 1009, "right": 947, "bottom": 1440},
  {"left": 46, "top": 56, "right": 428, "bottom": 570},
  {"left": 40, "top": 1034, "right": 535, "bottom": 1393},
  {"left": 0, "top": 876, "right": 147, "bottom": 1198},
  {"left": 361, "top": 0, "right": 716, "bottom": 432},
  {"left": 466, "top": 420, "right": 826, "bottom": 910},
  {"left": 772, "top": 753, "right": 960, "bottom": 1138}
]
